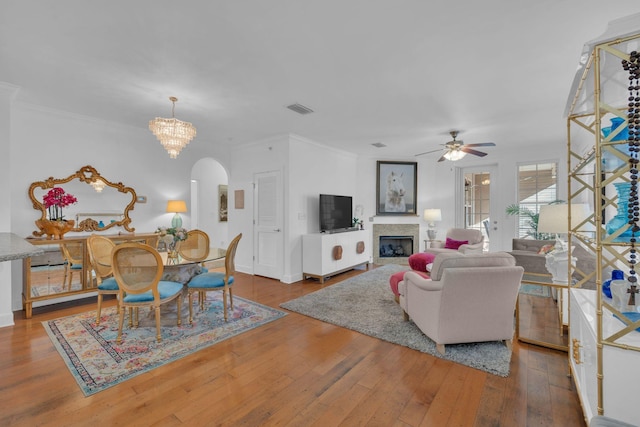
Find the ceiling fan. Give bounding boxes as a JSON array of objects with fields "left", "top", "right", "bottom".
[{"left": 415, "top": 130, "right": 496, "bottom": 162}]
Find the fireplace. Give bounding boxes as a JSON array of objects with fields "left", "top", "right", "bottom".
[
  {"left": 372, "top": 224, "right": 420, "bottom": 265},
  {"left": 379, "top": 236, "right": 413, "bottom": 258}
]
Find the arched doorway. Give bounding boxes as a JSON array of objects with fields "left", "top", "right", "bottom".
[{"left": 191, "top": 158, "right": 229, "bottom": 249}]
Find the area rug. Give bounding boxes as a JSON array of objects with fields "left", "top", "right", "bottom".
[
  {"left": 281, "top": 264, "right": 512, "bottom": 377},
  {"left": 43, "top": 294, "right": 287, "bottom": 396},
  {"left": 519, "top": 283, "right": 551, "bottom": 297}
]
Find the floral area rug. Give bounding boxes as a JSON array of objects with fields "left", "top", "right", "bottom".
[{"left": 43, "top": 294, "right": 287, "bottom": 396}]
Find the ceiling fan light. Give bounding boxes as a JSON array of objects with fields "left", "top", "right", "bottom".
[{"left": 443, "top": 150, "right": 467, "bottom": 161}]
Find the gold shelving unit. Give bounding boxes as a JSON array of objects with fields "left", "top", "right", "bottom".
[{"left": 567, "top": 27, "right": 640, "bottom": 424}]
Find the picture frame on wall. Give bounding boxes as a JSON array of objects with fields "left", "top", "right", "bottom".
[
  {"left": 219, "top": 185, "right": 228, "bottom": 222},
  {"left": 376, "top": 161, "right": 417, "bottom": 215}
]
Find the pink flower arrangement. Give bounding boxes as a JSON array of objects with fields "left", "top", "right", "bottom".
[{"left": 43, "top": 187, "right": 77, "bottom": 221}]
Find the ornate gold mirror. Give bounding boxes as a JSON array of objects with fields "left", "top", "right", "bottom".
[{"left": 29, "top": 165, "right": 137, "bottom": 238}]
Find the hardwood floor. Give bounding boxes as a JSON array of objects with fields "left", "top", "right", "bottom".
[{"left": 0, "top": 265, "right": 587, "bottom": 426}]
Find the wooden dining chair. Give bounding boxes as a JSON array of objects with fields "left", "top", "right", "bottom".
[
  {"left": 186, "top": 233, "right": 242, "bottom": 323},
  {"left": 178, "top": 229, "right": 210, "bottom": 271},
  {"left": 111, "top": 242, "right": 184, "bottom": 343},
  {"left": 60, "top": 242, "right": 83, "bottom": 290},
  {"left": 86, "top": 235, "right": 119, "bottom": 325}
]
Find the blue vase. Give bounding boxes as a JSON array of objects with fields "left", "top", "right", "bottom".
[
  {"left": 606, "top": 182, "right": 634, "bottom": 241},
  {"left": 609, "top": 117, "right": 629, "bottom": 141},
  {"left": 603, "top": 269, "right": 624, "bottom": 298}
]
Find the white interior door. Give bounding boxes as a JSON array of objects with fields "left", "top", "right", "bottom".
[{"left": 253, "top": 170, "right": 283, "bottom": 280}]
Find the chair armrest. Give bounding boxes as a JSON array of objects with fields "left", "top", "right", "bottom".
[{"left": 404, "top": 271, "right": 443, "bottom": 291}]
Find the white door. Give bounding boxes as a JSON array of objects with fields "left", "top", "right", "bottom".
[
  {"left": 253, "top": 170, "right": 283, "bottom": 279},
  {"left": 457, "top": 165, "right": 501, "bottom": 251}
]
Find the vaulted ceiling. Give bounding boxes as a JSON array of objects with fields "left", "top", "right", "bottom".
[{"left": 2, "top": 1, "right": 640, "bottom": 159}]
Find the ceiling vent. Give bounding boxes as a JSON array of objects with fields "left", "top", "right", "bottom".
[
  {"left": 286, "top": 103, "right": 314, "bottom": 115},
  {"left": 372, "top": 142, "right": 387, "bottom": 148}
]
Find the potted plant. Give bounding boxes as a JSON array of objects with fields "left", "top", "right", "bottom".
[
  {"left": 505, "top": 200, "right": 564, "bottom": 240},
  {"left": 36, "top": 187, "right": 78, "bottom": 239}
]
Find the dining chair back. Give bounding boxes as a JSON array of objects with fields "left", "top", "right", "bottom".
[
  {"left": 60, "top": 242, "right": 83, "bottom": 290},
  {"left": 86, "top": 235, "right": 118, "bottom": 324},
  {"left": 179, "top": 229, "right": 210, "bottom": 266},
  {"left": 111, "top": 242, "right": 183, "bottom": 343},
  {"left": 186, "top": 233, "right": 242, "bottom": 323}
]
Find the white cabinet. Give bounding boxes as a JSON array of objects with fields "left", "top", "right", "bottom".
[
  {"left": 303, "top": 229, "right": 371, "bottom": 283},
  {"left": 569, "top": 289, "right": 599, "bottom": 422},
  {"left": 570, "top": 289, "right": 640, "bottom": 425}
]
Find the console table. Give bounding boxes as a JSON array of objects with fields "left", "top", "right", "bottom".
[
  {"left": 302, "top": 229, "right": 371, "bottom": 283},
  {"left": 22, "top": 233, "right": 157, "bottom": 318}
]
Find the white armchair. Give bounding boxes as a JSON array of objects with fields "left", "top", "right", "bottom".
[
  {"left": 426, "top": 228, "right": 484, "bottom": 255},
  {"left": 398, "top": 252, "right": 523, "bottom": 355}
]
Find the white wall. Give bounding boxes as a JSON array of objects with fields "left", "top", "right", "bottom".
[
  {"left": 228, "top": 134, "right": 358, "bottom": 283},
  {"left": 191, "top": 158, "right": 229, "bottom": 248},
  {"left": 0, "top": 83, "right": 18, "bottom": 326},
  {"left": 7, "top": 102, "right": 221, "bottom": 312},
  {"left": 355, "top": 140, "right": 566, "bottom": 253},
  {"left": 288, "top": 135, "right": 358, "bottom": 282}
]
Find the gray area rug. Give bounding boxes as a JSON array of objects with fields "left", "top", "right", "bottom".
[{"left": 281, "top": 264, "right": 512, "bottom": 376}]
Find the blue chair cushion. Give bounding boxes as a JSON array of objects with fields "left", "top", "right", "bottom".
[
  {"left": 70, "top": 264, "right": 83, "bottom": 270},
  {"left": 97, "top": 277, "right": 118, "bottom": 291},
  {"left": 123, "top": 280, "right": 183, "bottom": 303},
  {"left": 187, "top": 272, "right": 234, "bottom": 289}
]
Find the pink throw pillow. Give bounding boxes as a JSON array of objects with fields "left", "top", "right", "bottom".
[
  {"left": 445, "top": 237, "right": 469, "bottom": 250},
  {"left": 537, "top": 244, "right": 554, "bottom": 254}
]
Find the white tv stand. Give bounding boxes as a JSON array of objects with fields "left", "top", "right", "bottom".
[{"left": 302, "top": 229, "right": 371, "bottom": 283}]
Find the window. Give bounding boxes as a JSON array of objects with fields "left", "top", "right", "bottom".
[{"left": 514, "top": 162, "right": 558, "bottom": 238}]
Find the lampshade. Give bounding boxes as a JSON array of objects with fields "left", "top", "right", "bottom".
[
  {"left": 538, "top": 204, "right": 591, "bottom": 233},
  {"left": 167, "top": 200, "right": 187, "bottom": 228},
  {"left": 423, "top": 208, "right": 442, "bottom": 224},
  {"left": 443, "top": 149, "right": 467, "bottom": 161},
  {"left": 166, "top": 200, "right": 187, "bottom": 213},
  {"left": 149, "top": 97, "right": 196, "bottom": 159}
]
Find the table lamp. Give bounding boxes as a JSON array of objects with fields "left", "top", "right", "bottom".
[
  {"left": 167, "top": 200, "right": 187, "bottom": 228},
  {"left": 423, "top": 208, "right": 442, "bottom": 240},
  {"left": 537, "top": 203, "right": 590, "bottom": 283}
]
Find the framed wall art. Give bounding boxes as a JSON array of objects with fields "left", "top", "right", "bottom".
[
  {"left": 218, "top": 184, "right": 228, "bottom": 222},
  {"left": 376, "top": 161, "right": 417, "bottom": 215}
]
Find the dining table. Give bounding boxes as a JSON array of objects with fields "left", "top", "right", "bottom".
[{"left": 159, "top": 247, "right": 226, "bottom": 285}]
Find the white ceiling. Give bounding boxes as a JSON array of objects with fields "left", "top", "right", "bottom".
[{"left": 2, "top": 1, "right": 640, "bottom": 159}]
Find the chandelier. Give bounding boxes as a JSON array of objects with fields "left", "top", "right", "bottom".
[
  {"left": 90, "top": 178, "right": 106, "bottom": 193},
  {"left": 149, "top": 97, "right": 196, "bottom": 159}
]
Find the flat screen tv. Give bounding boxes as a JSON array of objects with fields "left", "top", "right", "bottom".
[{"left": 319, "top": 194, "right": 353, "bottom": 233}]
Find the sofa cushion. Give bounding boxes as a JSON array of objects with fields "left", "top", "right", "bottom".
[
  {"left": 445, "top": 237, "right": 468, "bottom": 250},
  {"left": 430, "top": 252, "right": 516, "bottom": 281}
]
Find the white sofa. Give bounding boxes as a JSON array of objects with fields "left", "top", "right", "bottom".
[{"left": 398, "top": 252, "right": 524, "bottom": 355}]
